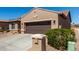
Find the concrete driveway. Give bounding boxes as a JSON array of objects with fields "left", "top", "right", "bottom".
[{"left": 0, "top": 34, "right": 32, "bottom": 51}]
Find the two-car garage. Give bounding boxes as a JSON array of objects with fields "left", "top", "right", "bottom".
[{"left": 25, "top": 21, "right": 51, "bottom": 34}]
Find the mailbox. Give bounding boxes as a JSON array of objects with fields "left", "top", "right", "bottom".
[{"left": 32, "top": 34, "right": 46, "bottom": 51}]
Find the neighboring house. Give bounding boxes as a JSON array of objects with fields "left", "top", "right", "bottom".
[
  {"left": 0, "top": 8, "right": 71, "bottom": 34},
  {"left": 0, "top": 20, "right": 9, "bottom": 31},
  {"left": 0, "top": 20, "right": 20, "bottom": 33}
]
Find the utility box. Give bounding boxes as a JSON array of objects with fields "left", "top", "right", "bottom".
[{"left": 68, "top": 41, "right": 76, "bottom": 51}]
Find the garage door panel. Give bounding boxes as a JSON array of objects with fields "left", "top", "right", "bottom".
[
  {"left": 27, "top": 25, "right": 50, "bottom": 29},
  {"left": 25, "top": 21, "right": 51, "bottom": 34}
]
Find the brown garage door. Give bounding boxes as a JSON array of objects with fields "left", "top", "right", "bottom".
[{"left": 25, "top": 21, "right": 51, "bottom": 34}]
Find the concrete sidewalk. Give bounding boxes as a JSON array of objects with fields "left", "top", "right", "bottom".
[{"left": 75, "top": 28, "right": 79, "bottom": 51}]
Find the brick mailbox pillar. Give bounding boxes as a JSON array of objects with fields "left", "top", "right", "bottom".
[{"left": 32, "top": 34, "right": 46, "bottom": 51}]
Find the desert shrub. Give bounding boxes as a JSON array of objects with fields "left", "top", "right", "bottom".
[
  {"left": 45, "top": 29, "right": 75, "bottom": 50},
  {"left": 0, "top": 30, "right": 10, "bottom": 32}
]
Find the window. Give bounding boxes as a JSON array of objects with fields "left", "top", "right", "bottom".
[
  {"left": 11, "top": 23, "right": 15, "bottom": 29},
  {"left": 53, "top": 20, "right": 56, "bottom": 24}
]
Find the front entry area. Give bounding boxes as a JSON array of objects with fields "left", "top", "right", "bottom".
[{"left": 25, "top": 21, "right": 51, "bottom": 34}]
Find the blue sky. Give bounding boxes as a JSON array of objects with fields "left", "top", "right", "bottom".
[{"left": 0, "top": 7, "right": 79, "bottom": 24}]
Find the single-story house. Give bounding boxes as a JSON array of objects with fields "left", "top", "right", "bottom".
[{"left": 0, "top": 8, "right": 71, "bottom": 34}]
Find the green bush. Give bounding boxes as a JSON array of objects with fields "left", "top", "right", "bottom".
[{"left": 45, "top": 29, "right": 75, "bottom": 50}]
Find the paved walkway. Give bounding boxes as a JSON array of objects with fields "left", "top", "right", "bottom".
[{"left": 0, "top": 34, "right": 32, "bottom": 51}]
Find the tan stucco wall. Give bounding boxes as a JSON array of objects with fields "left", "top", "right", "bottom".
[
  {"left": 51, "top": 16, "right": 59, "bottom": 29},
  {"left": 21, "top": 9, "right": 59, "bottom": 32},
  {"left": 21, "top": 9, "right": 58, "bottom": 22},
  {"left": 58, "top": 14, "right": 71, "bottom": 29}
]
